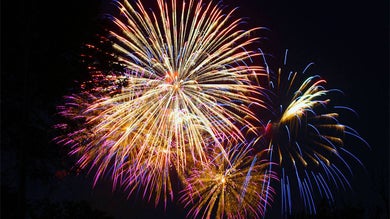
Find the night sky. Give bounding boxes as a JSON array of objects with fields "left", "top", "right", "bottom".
[{"left": 2, "top": 0, "right": 389, "bottom": 219}]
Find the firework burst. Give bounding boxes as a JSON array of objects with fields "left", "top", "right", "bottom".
[
  {"left": 180, "top": 139, "right": 276, "bottom": 219},
  {"left": 55, "top": 0, "right": 266, "bottom": 206},
  {"left": 259, "top": 51, "right": 369, "bottom": 215}
]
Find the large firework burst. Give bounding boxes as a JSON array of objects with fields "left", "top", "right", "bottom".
[
  {"left": 55, "top": 0, "right": 266, "bottom": 206},
  {"left": 259, "top": 51, "right": 369, "bottom": 215}
]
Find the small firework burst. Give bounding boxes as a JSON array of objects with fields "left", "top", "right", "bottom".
[{"left": 180, "top": 140, "right": 276, "bottom": 219}]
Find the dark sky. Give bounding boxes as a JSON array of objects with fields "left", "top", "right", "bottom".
[{"left": 1, "top": 0, "right": 389, "bottom": 219}]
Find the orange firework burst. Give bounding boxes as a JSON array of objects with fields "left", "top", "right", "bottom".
[{"left": 180, "top": 140, "right": 276, "bottom": 219}]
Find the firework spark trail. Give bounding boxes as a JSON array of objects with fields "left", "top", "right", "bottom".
[
  {"left": 180, "top": 140, "right": 276, "bottom": 219},
  {"left": 259, "top": 50, "right": 369, "bottom": 216},
  {"left": 55, "top": 0, "right": 267, "bottom": 207}
]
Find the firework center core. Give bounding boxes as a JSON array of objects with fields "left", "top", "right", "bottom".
[
  {"left": 165, "top": 71, "right": 183, "bottom": 91},
  {"left": 216, "top": 174, "right": 227, "bottom": 185}
]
